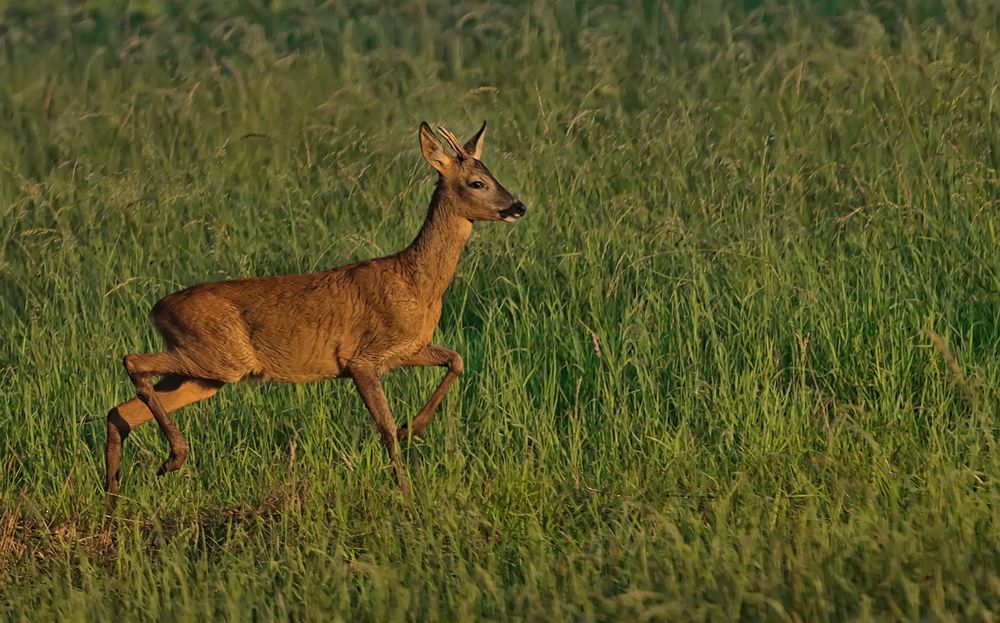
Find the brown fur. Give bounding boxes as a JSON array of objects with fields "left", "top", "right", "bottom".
[{"left": 105, "top": 121, "right": 525, "bottom": 503}]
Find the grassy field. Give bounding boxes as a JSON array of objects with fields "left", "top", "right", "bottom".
[{"left": 1, "top": 1, "right": 999, "bottom": 620}]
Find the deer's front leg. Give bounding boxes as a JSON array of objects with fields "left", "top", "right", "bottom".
[
  {"left": 396, "top": 345, "right": 464, "bottom": 440},
  {"left": 351, "top": 369, "right": 411, "bottom": 496}
]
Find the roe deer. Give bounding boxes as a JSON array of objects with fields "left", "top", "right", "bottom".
[{"left": 104, "top": 121, "right": 526, "bottom": 503}]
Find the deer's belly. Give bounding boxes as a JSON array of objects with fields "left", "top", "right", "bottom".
[
  {"left": 253, "top": 353, "right": 346, "bottom": 383},
  {"left": 248, "top": 329, "right": 351, "bottom": 383},
  {"left": 248, "top": 301, "right": 440, "bottom": 380}
]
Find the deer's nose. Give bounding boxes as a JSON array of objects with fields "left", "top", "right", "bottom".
[{"left": 499, "top": 201, "right": 527, "bottom": 222}]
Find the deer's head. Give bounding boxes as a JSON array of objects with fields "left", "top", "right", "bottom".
[{"left": 419, "top": 121, "right": 526, "bottom": 223}]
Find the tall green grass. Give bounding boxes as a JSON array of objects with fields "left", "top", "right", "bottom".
[{"left": 1, "top": 1, "right": 999, "bottom": 620}]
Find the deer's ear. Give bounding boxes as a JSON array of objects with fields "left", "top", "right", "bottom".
[
  {"left": 463, "top": 121, "right": 487, "bottom": 160},
  {"left": 420, "top": 122, "right": 454, "bottom": 173}
]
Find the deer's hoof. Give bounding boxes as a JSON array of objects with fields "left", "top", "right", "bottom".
[
  {"left": 105, "top": 491, "right": 119, "bottom": 515},
  {"left": 397, "top": 424, "right": 427, "bottom": 442},
  {"left": 157, "top": 445, "right": 189, "bottom": 475},
  {"left": 398, "top": 476, "right": 413, "bottom": 497}
]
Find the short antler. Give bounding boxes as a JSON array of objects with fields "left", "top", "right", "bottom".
[{"left": 436, "top": 126, "right": 468, "bottom": 159}]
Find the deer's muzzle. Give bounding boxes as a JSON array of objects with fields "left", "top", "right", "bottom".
[{"left": 499, "top": 201, "right": 526, "bottom": 222}]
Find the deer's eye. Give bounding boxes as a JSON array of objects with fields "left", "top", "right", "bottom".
[{"left": 469, "top": 180, "right": 487, "bottom": 190}]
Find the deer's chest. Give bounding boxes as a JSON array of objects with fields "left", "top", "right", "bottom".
[{"left": 371, "top": 297, "right": 442, "bottom": 369}]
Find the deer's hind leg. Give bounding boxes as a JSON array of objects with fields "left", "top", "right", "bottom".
[
  {"left": 106, "top": 375, "right": 223, "bottom": 501},
  {"left": 121, "top": 352, "right": 223, "bottom": 478}
]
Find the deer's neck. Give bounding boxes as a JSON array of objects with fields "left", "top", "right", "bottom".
[{"left": 397, "top": 186, "right": 473, "bottom": 301}]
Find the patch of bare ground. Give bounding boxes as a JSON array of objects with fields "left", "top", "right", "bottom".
[{"left": 0, "top": 481, "right": 307, "bottom": 584}]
